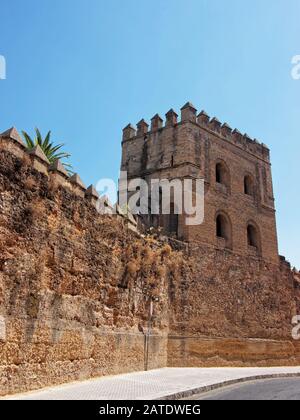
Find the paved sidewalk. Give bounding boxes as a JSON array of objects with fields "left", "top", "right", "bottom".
[{"left": 3, "top": 367, "right": 300, "bottom": 400}]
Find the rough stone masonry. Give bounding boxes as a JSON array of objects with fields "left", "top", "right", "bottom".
[
  {"left": 121, "top": 102, "right": 300, "bottom": 368},
  {"left": 0, "top": 110, "right": 299, "bottom": 397}
]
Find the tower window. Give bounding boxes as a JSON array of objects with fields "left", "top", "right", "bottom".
[
  {"left": 247, "top": 223, "right": 260, "bottom": 251},
  {"left": 216, "top": 163, "right": 222, "bottom": 184},
  {"left": 216, "top": 214, "right": 226, "bottom": 239},
  {"left": 216, "top": 212, "right": 232, "bottom": 248},
  {"left": 216, "top": 162, "right": 230, "bottom": 187},
  {"left": 244, "top": 175, "right": 254, "bottom": 196}
]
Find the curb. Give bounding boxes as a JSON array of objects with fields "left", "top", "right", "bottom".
[{"left": 155, "top": 373, "right": 300, "bottom": 400}]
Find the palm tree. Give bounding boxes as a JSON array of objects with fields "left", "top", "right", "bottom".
[{"left": 22, "top": 128, "right": 72, "bottom": 172}]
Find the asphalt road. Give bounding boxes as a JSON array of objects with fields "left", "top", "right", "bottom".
[{"left": 191, "top": 378, "right": 300, "bottom": 400}]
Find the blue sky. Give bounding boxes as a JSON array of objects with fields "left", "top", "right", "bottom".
[{"left": 0, "top": 0, "right": 299, "bottom": 266}]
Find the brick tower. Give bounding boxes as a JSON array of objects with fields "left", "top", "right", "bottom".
[{"left": 120, "top": 102, "right": 279, "bottom": 264}]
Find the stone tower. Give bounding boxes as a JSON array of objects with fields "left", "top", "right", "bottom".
[{"left": 120, "top": 102, "right": 279, "bottom": 264}]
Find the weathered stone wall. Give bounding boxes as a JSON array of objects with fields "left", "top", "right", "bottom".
[
  {"left": 167, "top": 243, "right": 300, "bottom": 367},
  {"left": 168, "top": 338, "right": 300, "bottom": 368},
  {"left": 0, "top": 143, "right": 180, "bottom": 396},
  {"left": 0, "top": 135, "right": 299, "bottom": 397}
]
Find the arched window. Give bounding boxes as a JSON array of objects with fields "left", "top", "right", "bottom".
[
  {"left": 216, "top": 161, "right": 230, "bottom": 188},
  {"left": 216, "top": 214, "right": 224, "bottom": 238},
  {"left": 244, "top": 175, "right": 254, "bottom": 196},
  {"left": 216, "top": 212, "right": 232, "bottom": 248},
  {"left": 247, "top": 223, "right": 260, "bottom": 251}
]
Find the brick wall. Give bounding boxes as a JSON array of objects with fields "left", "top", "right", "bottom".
[{"left": 121, "top": 103, "right": 278, "bottom": 263}]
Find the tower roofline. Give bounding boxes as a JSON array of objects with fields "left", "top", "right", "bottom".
[{"left": 121, "top": 103, "right": 270, "bottom": 156}]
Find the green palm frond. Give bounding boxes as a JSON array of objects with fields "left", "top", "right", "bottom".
[
  {"left": 22, "top": 131, "right": 35, "bottom": 149},
  {"left": 35, "top": 127, "right": 44, "bottom": 146},
  {"left": 53, "top": 152, "right": 70, "bottom": 159},
  {"left": 43, "top": 131, "right": 52, "bottom": 151},
  {"left": 49, "top": 144, "right": 67, "bottom": 155},
  {"left": 22, "top": 128, "right": 73, "bottom": 173}
]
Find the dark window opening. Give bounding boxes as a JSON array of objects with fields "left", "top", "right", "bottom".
[
  {"left": 247, "top": 224, "right": 258, "bottom": 248},
  {"left": 216, "top": 163, "right": 222, "bottom": 184},
  {"left": 150, "top": 214, "right": 159, "bottom": 229},
  {"left": 216, "top": 214, "right": 226, "bottom": 239},
  {"left": 171, "top": 156, "right": 174, "bottom": 167},
  {"left": 244, "top": 175, "right": 254, "bottom": 196},
  {"left": 216, "top": 213, "right": 232, "bottom": 249},
  {"left": 216, "top": 162, "right": 229, "bottom": 187}
]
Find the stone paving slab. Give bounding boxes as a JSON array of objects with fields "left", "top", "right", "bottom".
[{"left": 3, "top": 367, "right": 300, "bottom": 400}]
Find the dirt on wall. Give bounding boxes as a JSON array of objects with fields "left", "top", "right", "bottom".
[
  {"left": 167, "top": 244, "right": 300, "bottom": 367},
  {"left": 0, "top": 149, "right": 185, "bottom": 395},
  {"left": 0, "top": 145, "right": 300, "bottom": 396}
]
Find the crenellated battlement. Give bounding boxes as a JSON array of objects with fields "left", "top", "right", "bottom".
[
  {"left": 0, "top": 127, "right": 92, "bottom": 198},
  {"left": 122, "top": 102, "right": 270, "bottom": 161},
  {"left": 121, "top": 101, "right": 278, "bottom": 263},
  {"left": 0, "top": 127, "right": 137, "bottom": 230}
]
